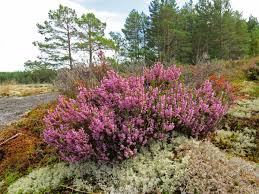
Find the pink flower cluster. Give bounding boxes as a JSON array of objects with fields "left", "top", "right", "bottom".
[{"left": 44, "top": 63, "right": 231, "bottom": 162}]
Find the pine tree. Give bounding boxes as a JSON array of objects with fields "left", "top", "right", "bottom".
[
  {"left": 248, "top": 16, "right": 259, "bottom": 56},
  {"left": 33, "top": 5, "right": 77, "bottom": 69},
  {"left": 148, "top": 0, "right": 186, "bottom": 63},
  {"left": 192, "top": 0, "right": 213, "bottom": 63},
  {"left": 177, "top": 0, "right": 194, "bottom": 63},
  {"left": 109, "top": 32, "right": 127, "bottom": 62},
  {"left": 122, "top": 10, "right": 143, "bottom": 63},
  {"left": 230, "top": 12, "right": 249, "bottom": 59},
  {"left": 140, "top": 12, "right": 152, "bottom": 65},
  {"left": 210, "top": 0, "right": 231, "bottom": 59},
  {"left": 76, "top": 13, "right": 114, "bottom": 66}
]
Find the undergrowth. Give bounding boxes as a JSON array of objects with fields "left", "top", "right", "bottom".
[
  {"left": 0, "top": 103, "right": 58, "bottom": 193},
  {"left": 1, "top": 58, "right": 258, "bottom": 194}
]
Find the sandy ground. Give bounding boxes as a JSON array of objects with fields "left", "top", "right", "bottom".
[{"left": 0, "top": 93, "right": 58, "bottom": 129}]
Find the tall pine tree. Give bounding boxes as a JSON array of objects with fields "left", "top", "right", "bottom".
[
  {"left": 33, "top": 5, "right": 77, "bottom": 69},
  {"left": 76, "top": 13, "right": 114, "bottom": 65},
  {"left": 148, "top": 0, "right": 187, "bottom": 63},
  {"left": 248, "top": 16, "right": 259, "bottom": 56}
]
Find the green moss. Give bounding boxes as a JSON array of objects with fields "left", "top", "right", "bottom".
[
  {"left": 3, "top": 171, "right": 22, "bottom": 187},
  {"left": 15, "top": 102, "right": 56, "bottom": 134}
]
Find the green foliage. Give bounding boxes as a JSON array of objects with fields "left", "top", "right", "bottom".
[
  {"left": 212, "top": 128, "right": 257, "bottom": 158},
  {"left": 114, "top": 0, "right": 255, "bottom": 65},
  {"left": 248, "top": 16, "right": 259, "bottom": 56},
  {"left": 109, "top": 32, "right": 127, "bottom": 62},
  {"left": 4, "top": 171, "right": 22, "bottom": 187},
  {"left": 29, "top": 5, "right": 115, "bottom": 70},
  {"left": 0, "top": 70, "right": 56, "bottom": 84},
  {"left": 76, "top": 13, "right": 114, "bottom": 65},
  {"left": 29, "top": 1, "right": 259, "bottom": 68},
  {"left": 33, "top": 5, "right": 78, "bottom": 69},
  {"left": 148, "top": 0, "right": 186, "bottom": 63},
  {"left": 122, "top": 10, "right": 151, "bottom": 65}
]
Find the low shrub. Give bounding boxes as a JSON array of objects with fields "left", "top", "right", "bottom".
[
  {"left": 213, "top": 110, "right": 259, "bottom": 162},
  {"left": 54, "top": 64, "right": 109, "bottom": 96},
  {"left": 44, "top": 63, "right": 232, "bottom": 162},
  {"left": 181, "top": 56, "right": 259, "bottom": 85},
  {"left": 245, "top": 63, "right": 259, "bottom": 80},
  {"left": 228, "top": 98, "right": 259, "bottom": 118},
  {"left": 181, "top": 63, "right": 223, "bottom": 87},
  {"left": 54, "top": 53, "right": 111, "bottom": 96},
  {"left": 211, "top": 128, "right": 257, "bottom": 158}
]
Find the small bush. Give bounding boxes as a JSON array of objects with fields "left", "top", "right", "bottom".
[
  {"left": 211, "top": 128, "right": 257, "bottom": 158},
  {"left": 54, "top": 64, "right": 110, "bottom": 96},
  {"left": 245, "top": 63, "right": 259, "bottom": 80},
  {"left": 181, "top": 63, "right": 223, "bottom": 87},
  {"left": 54, "top": 53, "right": 111, "bottom": 96},
  {"left": 44, "top": 63, "right": 232, "bottom": 162}
]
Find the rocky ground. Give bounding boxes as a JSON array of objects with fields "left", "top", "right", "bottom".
[{"left": 0, "top": 93, "right": 58, "bottom": 129}]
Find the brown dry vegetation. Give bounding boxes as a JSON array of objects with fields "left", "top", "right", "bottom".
[
  {"left": 0, "top": 103, "right": 58, "bottom": 192},
  {"left": 0, "top": 83, "right": 55, "bottom": 97}
]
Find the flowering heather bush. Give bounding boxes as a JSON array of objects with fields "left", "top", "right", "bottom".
[{"left": 44, "top": 63, "right": 232, "bottom": 162}]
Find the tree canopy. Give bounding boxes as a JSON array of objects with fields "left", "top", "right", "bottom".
[{"left": 27, "top": 1, "right": 259, "bottom": 70}]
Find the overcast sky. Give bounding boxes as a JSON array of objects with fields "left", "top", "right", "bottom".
[{"left": 0, "top": 0, "right": 258, "bottom": 72}]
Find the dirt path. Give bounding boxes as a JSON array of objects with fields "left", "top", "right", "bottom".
[{"left": 0, "top": 93, "right": 58, "bottom": 129}]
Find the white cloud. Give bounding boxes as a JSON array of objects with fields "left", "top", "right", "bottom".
[
  {"left": 144, "top": 0, "right": 152, "bottom": 5},
  {"left": 0, "top": 0, "right": 124, "bottom": 71},
  {"left": 230, "top": 0, "right": 259, "bottom": 19}
]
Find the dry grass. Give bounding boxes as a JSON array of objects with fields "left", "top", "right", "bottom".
[
  {"left": 0, "top": 83, "right": 55, "bottom": 97},
  {"left": 180, "top": 56, "right": 259, "bottom": 87}
]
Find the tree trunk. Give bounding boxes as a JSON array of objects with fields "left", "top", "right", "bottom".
[
  {"left": 67, "top": 23, "right": 73, "bottom": 69},
  {"left": 88, "top": 26, "right": 93, "bottom": 66},
  {"left": 89, "top": 47, "right": 93, "bottom": 66}
]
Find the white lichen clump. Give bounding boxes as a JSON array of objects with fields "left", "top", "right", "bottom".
[
  {"left": 212, "top": 128, "right": 257, "bottom": 156},
  {"left": 228, "top": 98, "right": 259, "bottom": 118},
  {"left": 8, "top": 135, "right": 190, "bottom": 194},
  {"left": 7, "top": 134, "right": 259, "bottom": 194}
]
